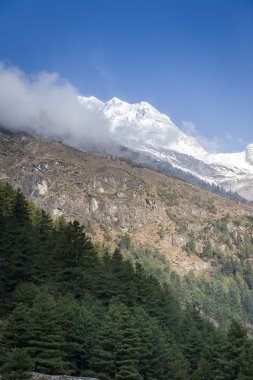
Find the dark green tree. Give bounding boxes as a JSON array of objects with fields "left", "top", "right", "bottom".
[
  {"left": 54, "top": 220, "right": 96, "bottom": 296},
  {"left": 217, "top": 320, "right": 249, "bottom": 380},
  {"left": 27, "top": 291, "right": 67, "bottom": 374},
  {"left": 0, "top": 348, "right": 34, "bottom": 380},
  {"left": 109, "top": 301, "right": 140, "bottom": 380}
]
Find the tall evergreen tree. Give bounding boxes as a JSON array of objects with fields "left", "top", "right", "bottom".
[
  {"left": 0, "top": 348, "right": 34, "bottom": 380},
  {"left": 217, "top": 320, "right": 249, "bottom": 380},
  {"left": 27, "top": 291, "right": 67, "bottom": 374},
  {"left": 54, "top": 220, "right": 96, "bottom": 296}
]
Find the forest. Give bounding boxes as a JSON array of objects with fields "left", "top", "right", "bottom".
[{"left": 0, "top": 181, "right": 253, "bottom": 380}]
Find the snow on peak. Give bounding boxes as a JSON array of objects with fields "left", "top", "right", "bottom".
[
  {"left": 106, "top": 96, "right": 124, "bottom": 105},
  {"left": 78, "top": 94, "right": 207, "bottom": 157},
  {"left": 78, "top": 95, "right": 104, "bottom": 110},
  {"left": 76, "top": 94, "right": 253, "bottom": 200},
  {"left": 77, "top": 94, "right": 253, "bottom": 175},
  {"left": 103, "top": 97, "right": 207, "bottom": 158}
]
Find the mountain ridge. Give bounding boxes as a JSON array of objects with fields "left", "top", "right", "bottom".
[{"left": 78, "top": 95, "right": 253, "bottom": 201}]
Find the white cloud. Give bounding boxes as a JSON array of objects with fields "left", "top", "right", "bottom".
[
  {"left": 225, "top": 132, "right": 232, "bottom": 140},
  {"left": 181, "top": 120, "right": 197, "bottom": 136},
  {"left": 0, "top": 62, "right": 109, "bottom": 147},
  {"left": 182, "top": 120, "right": 222, "bottom": 153}
]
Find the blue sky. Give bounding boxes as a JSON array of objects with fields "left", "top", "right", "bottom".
[{"left": 0, "top": 0, "right": 252, "bottom": 152}]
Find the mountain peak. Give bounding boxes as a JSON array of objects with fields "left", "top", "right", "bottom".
[
  {"left": 88, "top": 95, "right": 104, "bottom": 104},
  {"left": 77, "top": 94, "right": 253, "bottom": 201},
  {"left": 78, "top": 95, "right": 104, "bottom": 109},
  {"left": 107, "top": 97, "right": 124, "bottom": 105},
  {"left": 138, "top": 100, "right": 157, "bottom": 110}
]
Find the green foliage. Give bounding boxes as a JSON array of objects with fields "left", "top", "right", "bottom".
[
  {"left": 120, "top": 231, "right": 253, "bottom": 325},
  {"left": 166, "top": 210, "right": 187, "bottom": 233},
  {"left": 0, "top": 182, "right": 253, "bottom": 379},
  {"left": 200, "top": 240, "right": 213, "bottom": 261},
  {"left": 217, "top": 321, "right": 249, "bottom": 379},
  {"left": 158, "top": 188, "right": 179, "bottom": 206},
  {"left": 118, "top": 233, "right": 133, "bottom": 250},
  {"left": 157, "top": 224, "right": 166, "bottom": 240},
  {"left": 1, "top": 348, "right": 34, "bottom": 380},
  {"left": 185, "top": 232, "right": 196, "bottom": 254},
  {"left": 191, "top": 195, "right": 217, "bottom": 213},
  {"left": 27, "top": 292, "right": 67, "bottom": 374}
]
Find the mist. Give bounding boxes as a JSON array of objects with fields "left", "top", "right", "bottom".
[{"left": 0, "top": 62, "right": 109, "bottom": 147}]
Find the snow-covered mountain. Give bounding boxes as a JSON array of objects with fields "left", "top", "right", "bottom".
[{"left": 78, "top": 96, "right": 253, "bottom": 201}]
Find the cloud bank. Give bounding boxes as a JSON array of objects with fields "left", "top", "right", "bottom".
[
  {"left": 0, "top": 62, "right": 108, "bottom": 147},
  {"left": 181, "top": 120, "right": 221, "bottom": 153}
]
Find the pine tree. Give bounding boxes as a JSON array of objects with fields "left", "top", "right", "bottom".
[
  {"left": 200, "top": 240, "right": 213, "bottom": 261},
  {"left": 57, "top": 293, "right": 100, "bottom": 376},
  {"left": 54, "top": 220, "right": 96, "bottom": 296},
  {"left": 88, "top": 315, "right": 115, "bottom": 380},
  {"left": 134, "top": 307, "right": 187, "bottom": 380},
  {"left": 89, "top": 300, "right": 141, "bottom": 379},
  {"left": 11, "top": 282, "right": 40, "bottom": 308},
  {"left": 0, "top": 303, "right": 32, "bottom": 353},
  {"left": 108, "top": 301, "right": 141, "bottom": 380},
  {"left": 0, "top": 348, "right": 34, "bottom": 380},
  {"left": 217, "top": 320, "right": 249, "bottom": 380},
  {"left": 0, "top": 182, "right": 16, "bottom": 220},
  {"left": 31, "top": 210, "right": 54, "bottom": 284},
  {"left": 2, "top": 189, "right": 34, "bottom": 294},
  {"left": 180, "top": 305, "right": 212, "bottom": 376},
  {"left": 237, "top": 341, "right": 253, "bottom": 379},
  {"left": 27, "top": 291, "right": 67, "bottom": 374}
]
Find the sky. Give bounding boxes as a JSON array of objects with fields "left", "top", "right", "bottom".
[{"left": 0, "top": 0, "right": 252, "bottom": 152}]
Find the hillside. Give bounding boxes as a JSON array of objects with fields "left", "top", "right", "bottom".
[
  {"left": 0, "top": 134, "right": 253, "bottom": 271},
  {"left": 1, "top": 131, "right": 253, "bottom": 270},
  {"left": 0, "top": 182, "right": 253, "bottom": 380},
  {"left": 1, "top": 131, "right": 253, "bottom": 323}
]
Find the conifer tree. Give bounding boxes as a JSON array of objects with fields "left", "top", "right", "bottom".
[
  {"left": 57, "top": 293, "right": 100, "bottom": 376},
  {"left": 0, "top": 348, "right": 34, "bottom": 380},
  {"left": 134, "top": 307, "right": 187, "bottom": 380},
  {"left": 237, "top": 341, "right": 253, "bottom": 379},
  {"left": 217, "top": 320, "right": 248, "bottom": 380},
  {"left": 31, "top": 210, "right": 54, "bottom": 283},
  {"left": 0, "top": 303, "right": 32, "bottom": 353},
  {"left": 108, "top": 301, "right": 141, "bottom": 380},
  {"left": 2, "top": 189, "right": 34, "bottom": 294},
  {"left": 54, "top": 220, "right": 95, "bottom": 296},
  {"left": 88, "top": 315, "right": 115, "bottom": 380},
  {"left": 27, "top": 291, "right": 67, "bottom": 374}
]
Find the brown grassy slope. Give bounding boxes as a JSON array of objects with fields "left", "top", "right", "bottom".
[{"left": 1, "top": 132, "right": 253, "bottom": 274}]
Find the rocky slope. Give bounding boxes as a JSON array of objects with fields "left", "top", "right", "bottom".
[{"left": 1, "top": 130, "right": 253, "bottom": 275}]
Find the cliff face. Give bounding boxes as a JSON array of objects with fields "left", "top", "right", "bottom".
[{"left": 1, "top": 131, "right": 253, "bottom": 274}]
